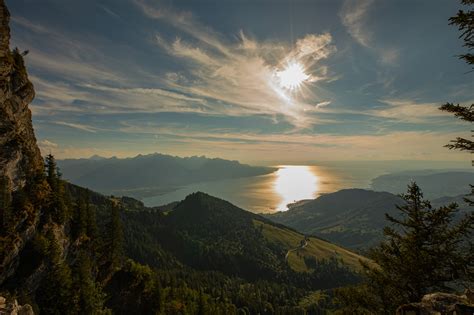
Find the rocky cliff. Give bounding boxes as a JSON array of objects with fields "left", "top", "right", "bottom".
[
  {"left": 0, "top": 296, "right": 34, "bottom": 315},
  {"left": 396, "top": 292, "right": 474, "bottom": 315},
  {"left": 0, "top": 0, "right": 43, "bottom": 191},
  {"left": 0, "top": 0, "right": 45, "bottom": 288}
]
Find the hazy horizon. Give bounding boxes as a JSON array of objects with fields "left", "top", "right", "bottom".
[{"left": 57, "top": 151, "right": 473, "bottom": 170}]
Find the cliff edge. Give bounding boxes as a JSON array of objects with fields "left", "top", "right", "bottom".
[{"left": 0, "top": 0, "right": 43, "bottom": 191}]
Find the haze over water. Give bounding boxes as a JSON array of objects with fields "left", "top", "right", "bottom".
[{"left": 143, "top": 161, "right": 467, "bottom": 213}]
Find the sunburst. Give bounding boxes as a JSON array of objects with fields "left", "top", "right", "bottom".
[{"left": 276, "top": 62, "right": 309, "bottom": 90}]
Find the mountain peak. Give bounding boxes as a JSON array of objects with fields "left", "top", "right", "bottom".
[
  {"left": 170, "top": 191, "right": 253, "bottom": 225},
  {"left": 179, "top": 191, "right": 233, "bottom": 211},
  {"left": 89, "top": 154, "right": 106, "bottom": 160}
]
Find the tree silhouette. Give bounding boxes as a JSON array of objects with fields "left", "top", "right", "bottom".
[
  {"left": 440, "top": 1, "right": 474, "bottom": 157},
  {"left": 336, "top": 183, "right": 474, "bottom": 314}
]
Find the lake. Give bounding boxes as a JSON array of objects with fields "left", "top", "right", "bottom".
[{"left": 142, "top": 161, "right": 468, "bottom": 213}]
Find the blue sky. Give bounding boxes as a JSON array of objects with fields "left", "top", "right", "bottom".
[{"left": 7, "top": 0, "right": 474, "bottom": 164}]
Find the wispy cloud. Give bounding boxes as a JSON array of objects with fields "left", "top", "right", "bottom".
[
  {"left": 152, "top": 24, "right": 336, "bottom": 126},
  {"left": 340, "top": 0, "right": 374, "bottom": 48},
  {"left": 134, "top": 0, "right": 232, "bottom": 56},
  {"left": 340, "top": 0, "right": 399, "bottom": 65},
  {"left": 97, "top": 4, "right": 121, "bottom": 19},
  {"left": 133, "top": 0, "right": 338, "bottom": 127},
  {"left": 368, "top": 99, "right": 448, "bottom": 123},
  {"left": 55, "top": 121, "right": 98, "bottom": 133},
  {"left": 86, "top": 120, "right": 471, "bottom": 162}
]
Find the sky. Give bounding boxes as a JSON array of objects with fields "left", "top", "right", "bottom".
[{"left": 7, "top": 0, "right": 474, "bottom": 165}]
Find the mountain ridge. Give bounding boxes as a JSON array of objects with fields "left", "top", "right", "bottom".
[
  {"left": 266, "top": 188, "right": 404, "bottom": 249},
  {"left": 371, "top": 170, "right": 474, "bottom": 198},
  {"left": 57, "top": 153, "right": 276, "bottom": 198}
]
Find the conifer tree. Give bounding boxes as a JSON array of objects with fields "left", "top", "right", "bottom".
[
  {"left": 0, "top": 176, "right": 13, "bottom": 234},
  {"left": 336, "top": 183, "right": 474, "bottom": 314},
  {"left": 105, "top": 203, "right": 124, "bottom": 270},
  {"left": 37, "top": 228, "right": 74, "bottom": 314},
  {"left": 197, "top": 290, "right": 207, "bottom": 315},
  {"left": 72, "top": 194, "right": 87, "bottom": 240},
  {"left": 72, "top": 250, "right": 109, "bottom": 315},
  {"left": 85, "top": 191, "right": 99, "bottom": 250},
  {"left": 45, "top": 154, "right": 58, "bottom": 191},
  {"left": 44, "top": 154, "right": 68, "bottom": 224},
  {"left": 440, "top": 0, "right": 474, "bottom": 155}
]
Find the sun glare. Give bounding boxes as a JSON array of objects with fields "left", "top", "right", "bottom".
[
  {"left": 276, "top": 62, "right": 309, "bottom": 90},
  {"left": 274, "top": 165, "right": 318, "bottom": 211}
]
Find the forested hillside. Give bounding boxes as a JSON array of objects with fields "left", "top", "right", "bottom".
[{"left": 266, "top": 189, "right": 403, "bottom": 249}]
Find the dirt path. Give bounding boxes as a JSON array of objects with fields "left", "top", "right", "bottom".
[{"left": 285, "top": 239, "right": 308, "bottom": 260}]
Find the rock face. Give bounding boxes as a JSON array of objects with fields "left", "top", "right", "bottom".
[
  {"left": 396, "top": 292, "right": 474, "bottom": 315},
  {"left": 0, "top": 0, "right": 44, "bottom": 286},
  {"left": 0, "top": 0, "right": 43, "bottom": 191},
  {"left": 0, "top": 296, "right": 35, "bottom": 315}
]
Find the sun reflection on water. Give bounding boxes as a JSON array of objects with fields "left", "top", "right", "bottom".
[{"left": 274, "top": 165, "right": 318, "bottom": 211}]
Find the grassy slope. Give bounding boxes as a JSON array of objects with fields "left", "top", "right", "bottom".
[{"left": 253, "top": 220, "right": 370, "bottom": 273}]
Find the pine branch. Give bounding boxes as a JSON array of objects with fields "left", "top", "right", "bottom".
[
  {"left": 444, "top": 137, "right": 474, "bottom": 152},
  {"left": 439, "top": 103, "right": 474, "bottom": 122}
]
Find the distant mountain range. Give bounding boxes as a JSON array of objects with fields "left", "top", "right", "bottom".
[
  {"left": 371, "top": 170, "right": 473, "bottom": 199},
  {"left": 58, "top": 153, "right": 276, "bottom": 197},
  {"left": 265, "top": 188, "right": 473, "bottom": 250}
]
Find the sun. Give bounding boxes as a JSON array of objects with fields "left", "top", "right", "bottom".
[{"left": 276, "top": 62, "right": 309, "bottom": 90}]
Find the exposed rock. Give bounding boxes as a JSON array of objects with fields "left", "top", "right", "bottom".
[
  {"left": 0, "top": 0, "right": 43, "bottom": 192},
  {"left": 396, "top": 291, "right": 474, "bottom": 315},
  {"left": 0, "top": 0, "right": 44, "bottom": 286},
  {"left": 0, "top": 296, "right": 34, "bottom": 315},
  {"left": 0, "top": 210, "right": 40, "bottom": 284}
]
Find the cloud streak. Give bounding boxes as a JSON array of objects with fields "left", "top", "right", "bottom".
[
  {"left": 340, "top": 0, "right": 399, "bottom": 65},
  {"left": 340, "top": 0, "right": 374, "bottom": 47},
  {"left": 42, "top": 120, "right": 470, "bottom": 163},
  {"left": 54, "top": 121, "right": 98, "bottom": 133}
]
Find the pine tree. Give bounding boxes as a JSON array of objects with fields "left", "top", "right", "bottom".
[
  {"left": 336, "top": 183, "right": 474, "bottom": 314},
  {"left": 72, "top": 250, "right": 109, "bottom": 315},
  {"left": 85, "top": 191, "right": 99, "bottom": 250},
  {"left": 72, "top": 194, "right": 87, "bottom": 240},
  {"left": 450, "top": 0, "right": 474, "bottom": 68},
  {"left": 45, "top": 154, "right": 58, "bottom": 191},
  {"left": 0, "top": 176, "right": 13, "bottom": 234},
  {"left": 44, "top": 154, "right": 68, "bottom": 224},
  {"left": 37, "top": 228, "right": 74, "bottom": 314},
  {"left": 105, "top": 203, "right": 123, "bottom": 270},
  {"left": 197, "top": 290, "right": 207, "bottom": 315},
  {"left": 440, "top": 1, "right": 474, "bottom": 155}
]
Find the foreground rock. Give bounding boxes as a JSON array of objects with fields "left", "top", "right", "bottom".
[
  {"left": 396, "top": 291, "right": 474, "bottom": 315},
  {"left": 0, "top": 296, "right": 34, "bottom": 315}
]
